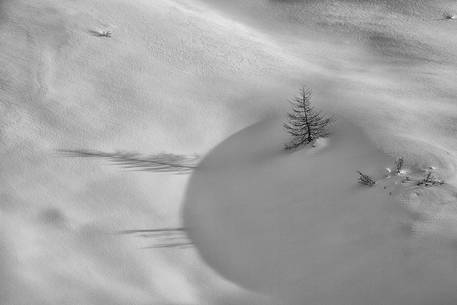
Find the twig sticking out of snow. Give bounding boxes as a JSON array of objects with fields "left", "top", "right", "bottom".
[
  {"left": 386, "top": 157, "right": 405, "bottom": 178},
  {"left": 439, "top": 12, "right": 457, "bottom": 20},
  {"left": 89, "top": 30, "right": 112, "bottom": 38},
  {"left": 394, "top": 157, "right": 404, "bottom": 175},
  {"left": 100, "top": 30, "right": 112, "bottom": 37},
  {"left": 357, "top": 171, "right": 376, "bottom": 186},
  {"left": 401, "top": 176, "right": 411, "bottom": 183},
  {"left": 416, "top": 171, "right": 444, "bottom": 186}
]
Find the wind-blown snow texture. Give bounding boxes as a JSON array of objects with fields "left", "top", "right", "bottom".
[{"left": 2, "top": 0, "right": 457, "bottom": 304}]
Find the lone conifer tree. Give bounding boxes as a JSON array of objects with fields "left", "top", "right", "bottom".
[{"left": 284, "top": 88, "right": 332, "bottom": 150}]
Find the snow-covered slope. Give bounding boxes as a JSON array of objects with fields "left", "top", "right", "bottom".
[
  {"left": 1, "top": 0, "right": 288, "bottom": 304},
  {"left": 2, "top": 0, "right": 457, "bottom": 304}
]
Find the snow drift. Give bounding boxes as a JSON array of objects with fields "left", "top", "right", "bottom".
[{"left": 184, "top": 118, "right": 457, "bottom": 305}]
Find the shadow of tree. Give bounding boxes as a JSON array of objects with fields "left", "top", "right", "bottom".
[
  {"left": 118, "top": 227, "right": 192, "bottom": 249},
  {"left": 58, "top": 149, "right": 199, "bottom": 174}
]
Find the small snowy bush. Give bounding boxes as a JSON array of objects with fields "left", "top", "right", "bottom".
[
  {"left": 417, "top": 171, "right": 444, "bottom": 186},
  {"left": 442, "top": 11, "right": 457, "bottom": 20},
  {"left": 394, "top": 157, "right": 404, "bottom": 175},
  {"left": 357, "top": 171, "right": 376, "bottom": 186}
]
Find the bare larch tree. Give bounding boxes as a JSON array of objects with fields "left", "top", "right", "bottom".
[{"left": 284, "top": 88, "right": 332, "bottom": 150}]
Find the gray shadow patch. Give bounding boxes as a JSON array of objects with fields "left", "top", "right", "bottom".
[
  {"left": 366, "top": 31, "right": 443, "bottom": 65},
  {"left": 39, "top": 207, "right": 66, "bottom": 226}
]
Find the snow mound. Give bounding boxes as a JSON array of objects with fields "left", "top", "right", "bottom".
[{"left": 184, "top": 118, "right": 457, "bottom": 305}]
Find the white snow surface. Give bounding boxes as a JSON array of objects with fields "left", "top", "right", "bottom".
[{"left": 2, "top": 0, "right": 457, "bottom": 304}]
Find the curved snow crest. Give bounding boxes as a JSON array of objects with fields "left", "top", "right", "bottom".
[{"left": 184, "top": 117, "right": 457, "bottom": 305}]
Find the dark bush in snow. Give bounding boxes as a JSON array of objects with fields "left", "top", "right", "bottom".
[
  {"left": 417, "top": 171, "right": 444, "bottom": 186},
  {"left": 357, "top": 171, "right": 376, "bottom": 186}
]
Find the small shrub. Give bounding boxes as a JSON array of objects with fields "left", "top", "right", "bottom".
[
  {"left": 442, "top": 11, "right": 457, "bottom": 20},
  {"left": 90, "top": 30, "right": 112, "bottom": 38},
  {"left": 401, "top": 176, "right": 411, "bottom": 183},
  {"left": 394, "top": 157, "right": 404, "bottom": 175},
  {"left": 100, "top": 30, "right": 112, "bottom": 37},
  {"left": 417, "top": 171, "right": 444, "bottom": 186},
  {"left": 357, "top": 171, "right": 376, "bottom": 186}
]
